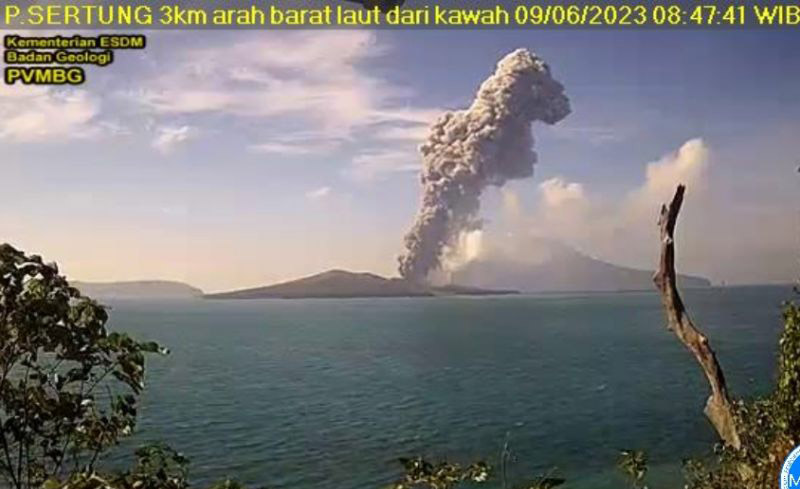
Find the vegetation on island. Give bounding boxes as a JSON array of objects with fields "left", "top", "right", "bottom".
[{"left": 1, "top": 185, "right": 799, "bottom": 489}]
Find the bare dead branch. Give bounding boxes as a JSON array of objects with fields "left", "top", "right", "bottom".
[{"left": 653, "top": 184, "right": 741, "bottom": 449}]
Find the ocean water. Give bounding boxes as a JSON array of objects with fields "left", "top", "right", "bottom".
[{"left": 105, "top": 285, "right": 792, "bottom": 489}]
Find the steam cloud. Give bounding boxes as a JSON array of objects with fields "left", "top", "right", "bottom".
[{"left": 397, "top": 48, "right": 571, "bottom": 282}]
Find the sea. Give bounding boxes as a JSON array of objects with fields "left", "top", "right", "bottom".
[{"left": 105, "top": 285, "right": 793, "bottom": 489}]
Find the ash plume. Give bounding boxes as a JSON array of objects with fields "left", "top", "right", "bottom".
[{"left": 398, "top": 48, "right": 571, "bottom": 282}]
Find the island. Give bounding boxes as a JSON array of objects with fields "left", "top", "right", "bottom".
[
  {"left": 204, "top": 270, "right": 519, "bottom": 299},
  {"left": 72, "top": 280, "right": 203, "bottom": 299}
]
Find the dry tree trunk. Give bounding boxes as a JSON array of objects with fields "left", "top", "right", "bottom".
[{"left": 653, "top": 184, "right": 741, "bottom": 449}]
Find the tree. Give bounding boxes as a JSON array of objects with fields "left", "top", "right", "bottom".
[
  {"left": 618, "top": 450, "right": 648, "bottom": 489},
  {"left": 653, "top": 185, "right": 740, "bottom": 448},
  {"left": 51, "top": 443, "right": 191, "bottom": 489},
  {"left": 0, "top": 243, "right": 166, "bottom": 489},
  {"left": 391, "top": 457, "right": 490, "bottom": 489},
  {"left": 682, "top": 301, "right": 800, "bottom": 489},
  {"left": 653, "top": 185, "right": 800, "bottom": 489}
]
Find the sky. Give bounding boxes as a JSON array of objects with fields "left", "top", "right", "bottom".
[{"left": 0, "top": 29, "right": 798, "bottom": 291}]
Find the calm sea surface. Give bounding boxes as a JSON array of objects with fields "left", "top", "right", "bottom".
[{"left": 106, "top": 285, "right": 792, "bottom": 489}]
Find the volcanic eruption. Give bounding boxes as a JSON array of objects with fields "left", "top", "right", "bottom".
[{"left": 397, "top": 48, "right": 571, "bottom": 282}]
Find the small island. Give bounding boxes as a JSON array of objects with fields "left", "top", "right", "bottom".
[
  {"left": 72, "top": 280, "right": 203, "bottom": 299},
  {"left": 203, "top": 270, "right": 519, "bottom": 299}
]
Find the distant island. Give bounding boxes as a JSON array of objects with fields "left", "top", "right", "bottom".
[
  {"left": 72, "top": 280, "right": 203, "bottom": 299},
  {"left": 204, "top": 270, "right": 519, "bottom": 299},
  {"left": 452, "top": 239, "right": 711, "bottom": 293},
  {"left": 71, "top": 242, "right": 713, "bottom": 300}
]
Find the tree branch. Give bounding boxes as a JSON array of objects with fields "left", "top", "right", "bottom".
[{"left": 653, "top": 184, "right": 741, "bottom": 449}]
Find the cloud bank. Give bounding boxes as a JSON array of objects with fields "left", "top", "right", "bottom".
[
  {"left": 1, "top": 30, "right": 438, "bottom": 175},
  {"left": 0, "top": 85, "right": 102, "bottom": 142},
  {"left": 462, "top": 138, "right": 797, "bottom": 285}
]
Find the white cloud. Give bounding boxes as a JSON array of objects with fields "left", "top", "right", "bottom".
[
  {"left": 344, "top": 110, "right": 439, "bottom": 181},
  {"left": 546, "top": 123, "right": 627, "bottom": 145},
  {"left": 152, "top": 125, "right": 195, "bottom": 154},
  {"left": 539, "top": 177, "right": 588, "bottom": 208},
  {"left": 345, "top": 149, "right": 420, "bottom": 182},
  {"left": 534, "top": 138, "right": 708, "bottom": 261},
  {"left": 0, "top": 29, "right": 103, "bottom": 142},
  {"left": 0, "top": 85, "right": 102, "bottom": 142},
  {"left": 248, "top": 131, "right": 343, "bottom": 156},
  {"left": 141, "top": 32, "right": 389, "bottom": 133},
  {"left": 483, "top": 139, "right": 719, "bottom": 276},
  {"left": 305, "top": 186, "right": 331, "bottom": 200},
  {"left": 370, "top": 107, "right": 442, "bottom": 127},
  {"left": 485, "top": 137, "right": 796, "bottom": 283},
  {"left": 371, "top": 124, "right": 430, "bottom": 142},
  {"left": 639, "top": 137, "right": 708, "bottom": 200},
  {"left": 250, "top": 142, "right": 320, "bottom": 156},
  {"left": 134, "top": 31, "right": 439, "bottom": 163}
]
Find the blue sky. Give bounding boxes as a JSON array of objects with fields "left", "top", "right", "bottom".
[{"left": 0, "top": 29, "right": 797, "bottom": 291}]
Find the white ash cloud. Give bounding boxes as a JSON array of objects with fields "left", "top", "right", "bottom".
[{"left": 397, "top": 48, "right": 571, "bottom": 282}]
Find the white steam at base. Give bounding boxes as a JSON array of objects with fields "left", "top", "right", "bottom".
[{"left": 397, "top": 48, "right": 571, "bottom": 282}]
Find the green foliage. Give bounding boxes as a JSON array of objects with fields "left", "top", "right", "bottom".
[
  {"left": 618, "top": 450, "right": 648, "bottom": 489},
  {"left": 46, "top": 443, "right": 189, "bottom": 489},
  {"left": 0, "top": 244, "right": 166, "bottom": 489},
  {"left": 682, "top": 301, "right": 800, "bottom": 489},
  {"left": 392, "top": 457, "right": 490, "bottom": 489},
  {"left": 122, "top": 443, "right": 191, "bottom": 489},
  {"left": 44, "top": 443, "right": 257, "bottom": 489},
  {"left": 776, "top": 301, "right": 800, "bottom": 431},
  {"left": 391, "top": 454, "right": 565, "bottom": 489}
]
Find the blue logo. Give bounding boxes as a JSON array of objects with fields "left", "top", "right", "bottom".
[{"left": 783, "top": 445, "right": 800, "bottom": 489}]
